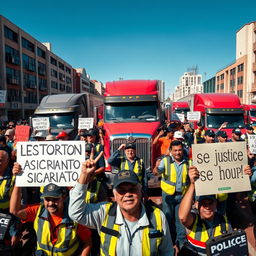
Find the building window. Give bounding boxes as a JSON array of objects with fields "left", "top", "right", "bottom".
[
  {"left": 39, "top": 78, "right": 47, "bottom": 91},
  {"left": 37, "top": 47, "right": 46, "bottom": 58},
  {"left": 23, "top": 73, "right": 37, "bottom": 89},
  {"left": 65, "top": 66, "right": 71, "bottom": 74},
  {"left": 237, "top": 90, "right": 243, "bottom": 98},
  {"left": 59, "top": 73, "right": 65, "bottom": 81},
  {"left": 66, "top": 86, "right": 72, "bottom": 93},
  {"left": 50, "top": 57, "right": 57, "bottom": 66},
  {"left": 38, "top": 61, "right": 46, "bottom": 76},
  {"left": 5, "top": 45, "right": 20, "bottom": 65},
  {"left": 59, "top": 83, "right": 65, "bottom": 91},
  {"left": 220, "top": 74, "right": 224, "bottom": 80},
  {"left": 51, "top": 81, "right": 58, "bottom": 89},
  {"left": 6, "top": 67, "right": 20, "bottom": 85},
  {"left": 22, "top": 37, "right": 35, "bottom": 52},
  {"left": 238, "top": 63, "right": 244, "bottom": 72},
  {"left": 66, "top": 76, "right": 71, "bottom": 84},
  {"left": 237, "top": 76, "right": 243, "bottom": 85},
  {"left": 24, "top": 91, "right": 37, "bottom": 104},
  {"left": 230, "top": 68, "right": 236, "bottom": 75},
  {"left": 4, "top": 26, "right": 18, "bottom": 42},
  {"left": 51, "top": 69, "right": 58, "bottom": 78},
  {"left": 220, "top": 83, "right": 224, "bottom": 90},
  {"left": 58, "top": 62, "right": 64, "bottom": 70},
  {"left": 22, "top": 54, "right": 36, "bottom": 72},
  {"left": 7, "top": 89, "right": 21, "bottom": 102}
]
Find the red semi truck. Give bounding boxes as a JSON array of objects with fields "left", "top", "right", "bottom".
[
  {"left": 243, "top": 104, "right": 256, "bottom": 125},
  {"left": 179, "top": 93, "right": 245, "bottom": 137},
  {"left": 101, "top": 79, "right": 164, "bottom": 187}
]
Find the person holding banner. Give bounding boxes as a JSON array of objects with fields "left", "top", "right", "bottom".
[
  {"left": 10, "top": 166, "right": 92, "bottom": 256},
  {"left": 178, "top": 165, "right": 233, "bottom": 255}
]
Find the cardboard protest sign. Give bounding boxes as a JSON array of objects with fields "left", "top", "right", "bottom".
[
  {"left": 16, "top": 141, "right": 85, "bottom": 187},
  {"left": 78, "top": 117, "right": 94, "bottom": 130},
  {"left": 15, "top": 125, "right": 31, "bottom": 142},
  {"left": 247, "top": 134, "right": 256, "bottom": 154},
  {"left": 187, "top": 111, "right": 201, "bottom": 121},
  {"left": 192, "top": 142, "right": 251, "bottom": 196},
  {"left": 32, "top": 117, "right": 50, "bottom": 131}
]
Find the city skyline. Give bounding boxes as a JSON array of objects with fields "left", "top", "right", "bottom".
[{"left": 1, "top": 0, "right": 256, "bottom": 96}]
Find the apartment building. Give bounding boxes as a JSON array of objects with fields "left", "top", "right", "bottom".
[
  {"left": 172, "top": 68, "right": 203, "bottom": 101},
  {"left": 0, "top": 15, "right": 73, "bottom": 120},
  {"left": 216, "top": 22, "right": 256, "bottom": 104},
  {"left": 203, "top": 76, "right": 216, "bottom": 93}
]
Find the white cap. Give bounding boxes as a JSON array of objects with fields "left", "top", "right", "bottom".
[{"left": 174, "top": 131, "right": 184, "bottom": 139}]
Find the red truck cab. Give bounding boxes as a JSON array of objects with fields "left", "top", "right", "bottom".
[{"left": 243, "top": 104, "right": 256, "bottom": 125}]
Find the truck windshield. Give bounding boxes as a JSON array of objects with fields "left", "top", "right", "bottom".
[
  {"left": 35, "top": 114, "right": 74, "bottom": 129},
  {"left": 105, "top": 102, "right": 158, "bottom": 122},
  {"left": 250, "top": 109, "right": 256, "bottom": 117},
  {"left": 206, "top": 114, "right": 245, "bottom": 128},
  {"left": 174, "top": 108, "right": 190, "bottom": 115}
]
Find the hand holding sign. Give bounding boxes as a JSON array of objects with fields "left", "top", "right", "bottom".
[
  {"left": 188, "top": 166, "right": 199, "bottom": 184},
  {"left": 12, "top": 162, "right": 22, "bottom": 176}
]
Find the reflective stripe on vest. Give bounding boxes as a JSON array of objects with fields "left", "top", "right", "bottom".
[
  {"left": 100, "top": 202, "right": 163, "bottom": 256},
  {"left": 85, "top": 178, "right": 101, "bottom": 203},
  {"left": 0, "top": 175, "right": 15, "bottom": 209},
  {"left": 120, "top": 157, "right": 143, "bottom": 182},
  {"left": 34, "top": 205, "right": 80, "bottom": 256},
  {"left": 187, "top": 214, "right": 229, "bottom": 253},
  {"left": 160, "top": 156, "right": 189, "bottom": 195},
  {"left": 95, "top": 143, "right": 101, "bottom": 153}
]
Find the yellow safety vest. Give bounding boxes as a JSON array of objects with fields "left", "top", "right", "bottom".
[
  {"left": 34, "top": 205, "right": 80, "bottom": 256},
  {"left": 160, "top": 156, "right": 189, "bottom": 195},
  {"left": 85, "top": 178, "right": 101, "bottom": 203},
  {"left": 187, "top": 214, "right": 230, "bottom": 254},
  {"left": 120, "top": 157, "right": 143, "bottom": 183},
  {"left": 195, "top": 129, "right": 205, "bottom": 143},
  {"left": 0, "top": 173, "right": 15, "bottom": 209},
  {"left": 100, "top": 202, "right": 163, "bottom": 256}
]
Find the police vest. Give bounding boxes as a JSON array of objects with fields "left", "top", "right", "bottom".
[
  {"left": 33, "top": 205, "right": 80, "bottom": 256},
  {"left": 120, "top": 157, "right": 143, "bottom": 183},
  {"left": 160, "top": 156, "right": 190, "bottom": 195},
  {"left": 187, "top": 214, "right": 230, "bottom": 255},
  {"left": 85, "top": 178, "right": 101, "bottom": 203},
  {"left": 100, "top": 202, "right": 163, "bottom": 256},
  {"left": 0, "top": 174, "right": 15, "bottom": 210},
  {"left": 95, "top": 143, "right": 103, "bottom": 153},
  {"left": 195, "top": 129, "right": 205, "bottom": 143}
]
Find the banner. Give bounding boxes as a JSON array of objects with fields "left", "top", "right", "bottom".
[
  {"left": 187, "top": 111, "right": 201, "bottom": 121},
  {"left": 247, "top": 134, "right": 256, "bottom": 154},
  {"left": 15, "top": 125, "right": 31, "bottom": 142},
  {"left": 32, "top": 117, "right": 50, "bottom": 131},
  {"left": 78, "top": 117, "right": 94, "bottom": 130},
  {"left": 16, "top": 141, "right": 85, "bottom": 187},
  {"left": 192, "top": 142, "right": 251, "bottom": 196}
]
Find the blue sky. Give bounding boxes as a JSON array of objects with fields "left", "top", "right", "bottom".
[{"left": 1, "top": 0, "right": 256, "bottom": 96}]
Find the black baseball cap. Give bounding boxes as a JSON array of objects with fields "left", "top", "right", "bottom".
[
  {"left": 125, "top": 143, "right": 136, "bottom": 150},
  {"left": 113, "top": 170, "right": 139, "bottom": 189},
  {"left": 87, "top": 129, "right": 98, "bottom": 136},
  {"left": 197, "top": 194, "right": 216, "bottom": 203},
  {"left": 232, "top": 128, "right": 241, "bottom": 135},
  {"left": 205, "top": 129, "right": 215, "bottom": 137},
  {"left": 216, "top": 130, "right": 228, "bottom": 138},
  {"left": 41, "top": 183, "right": 64, "bottom": 198}
]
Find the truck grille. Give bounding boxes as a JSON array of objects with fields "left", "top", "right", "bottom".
[{"left": 111, "top": 138, "right": 151, "bottom": 170}]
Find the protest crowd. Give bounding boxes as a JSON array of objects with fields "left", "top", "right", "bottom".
[{"left": 0, "top": 117, "right": 256, "bottom": 256}]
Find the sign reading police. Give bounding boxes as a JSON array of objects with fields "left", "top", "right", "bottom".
[
  {"left": 16, "top": 141, "right": 85, "bottom": 187},
  {"left": 0, "top": 213, "right": 11, "bottom": 240},
  {"left": 206, "top": 230, "right": 248, "bottom": 256},
  {"left": 78, "top": 117, "right": 94, "bottom": 130},
  {"left": 192, "top": 142, "right": 251, "bottom": 196}
]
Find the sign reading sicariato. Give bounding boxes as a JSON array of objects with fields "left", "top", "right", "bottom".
[
  {"left": 16, "top": 141, "right": 85, "bottom": 187},
  {"left": 192, "top": 142, "right": 251, "bottom": 196}
]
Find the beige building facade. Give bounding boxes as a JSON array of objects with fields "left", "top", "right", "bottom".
[{"left": 216, "top": 22, "right": 256, "bottom": 104}]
